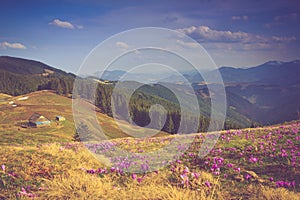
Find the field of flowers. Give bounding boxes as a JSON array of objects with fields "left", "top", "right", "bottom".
[{"left": 1, "top": 121, "right": 300, "bottom": 199}]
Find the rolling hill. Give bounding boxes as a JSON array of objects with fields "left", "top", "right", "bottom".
[{"left": 0, "top": 90, "right": 168, "bottom": 145}]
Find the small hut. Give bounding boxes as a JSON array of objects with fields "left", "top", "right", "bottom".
[
  {"left": 55, "top": 116, "right": 65, "bottom": 121},
  {"left": 28, "top": 113, "right": 51, "bottom": 127}
]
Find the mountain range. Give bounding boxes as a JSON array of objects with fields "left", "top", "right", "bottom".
[
  {"left": 217, "top": 60, "right": 300, "bottom": 124},
  {"left": 99, "top": 60, "right": 300, "bottom": 125},
  {"left": 0, "top": 55, "right": 299, "bottom": 127}
]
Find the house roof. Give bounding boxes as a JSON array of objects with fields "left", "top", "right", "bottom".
[{"left": 29, "top": 112, "right": 50, "bottom": 123}]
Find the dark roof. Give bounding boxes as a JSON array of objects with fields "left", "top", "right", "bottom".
[{"left": 29, "top": 112, "right": 50, "bottom": 123}]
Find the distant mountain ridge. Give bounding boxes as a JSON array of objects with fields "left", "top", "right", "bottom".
[
  {"left": 180, "top": 60, "right": 300, "bottom": 85},
  {"left": 217, "top": 60, "right": 300, "bottom": 85}
]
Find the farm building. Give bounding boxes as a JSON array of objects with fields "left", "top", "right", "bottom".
[
  {"left": 28, "top": 113, "right": 51, "bottom": 127},
  {"left": 55, "top": 116, "right": 65, "bottom": 121}
]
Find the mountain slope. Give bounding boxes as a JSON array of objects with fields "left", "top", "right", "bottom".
[
  {"left": 0, "top": 90, "right": 168, "bottom": 145},
  {"left": 0, "top": 56, "right": 74, "bottom": 76},
  {"left": 0, "top": 56, "right": 75, "bottom": 95},
  {"left": 201, "top": 60, "right": 300, "bottom": 125}
]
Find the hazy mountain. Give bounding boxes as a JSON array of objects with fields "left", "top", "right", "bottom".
[
  {"left": 226, "top": 84, "right": 300, "bottom": 124},
  {"left": 171, "top": 60, "right": 300, "bottom": 125},
  {"left": 94, "top": 70, "right": 126, "bottom": 81},
  {"left": 95, "top": 69, "right": 198, "bottom": 83},
  {"left": 218, "top": 60, "right": 300, "bottom": 85},
  {"left": 217, "top": 60, "right": 300, "bottom": 124},
  {"left": 167, "top": 60, "right": 300, "bottom": 86}
]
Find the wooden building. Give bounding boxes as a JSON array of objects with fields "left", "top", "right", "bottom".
[
  {"left": 55, "top": 116, "right": 65, "bottom": 121},
  {"left": 28, "top": 113, "right": 51, "bottom": 127}
]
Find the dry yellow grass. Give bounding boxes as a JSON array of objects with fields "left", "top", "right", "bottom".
[{"left": 1, "top": 91, "right": 300, "bottom": 199}]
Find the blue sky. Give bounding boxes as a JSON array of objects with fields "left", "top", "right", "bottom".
[{"left": 0, "top": 0, "right": 299, "bottom": 73}]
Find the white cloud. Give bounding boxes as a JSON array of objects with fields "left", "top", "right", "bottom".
[
  {"left": 178, "top": 25, "right": 297, "bottom": 52},
  {"left": 49, "top": 19, "right": 75, "bottom": 29},
  {"left": 232, "top": 15, "right": 249, "bottom": 21},
  {"left": 0, "top": 41, "right": 26, "bottom": 49},
  {"left": 272, "top": 36, "right": 296, "bottom": 42},
  {"left": 178, "top": 26, "right": 251, "bottom": 43},
  {"left": 116, "top": 41, "right": 129, "bottom": 50}
]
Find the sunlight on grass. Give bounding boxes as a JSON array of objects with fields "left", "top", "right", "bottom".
[{"left": 1, "top": 92, "right": 300, "bottom": 199}]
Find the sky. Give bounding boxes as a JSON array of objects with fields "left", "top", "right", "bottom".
[{"left": 0, "top": 0, "right": 299, "bottom": 73}]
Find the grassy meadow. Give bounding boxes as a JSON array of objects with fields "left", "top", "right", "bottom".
[{"left": 0, "top": 91, "right": 300, "bottom": 199}]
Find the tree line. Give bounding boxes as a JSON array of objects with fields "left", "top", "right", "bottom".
[
  {"left": 0, "top": 70, "right": 74, "bottom": 96},
  {"left": 73, "top": 80, "right": 241, "bottom": 134}
]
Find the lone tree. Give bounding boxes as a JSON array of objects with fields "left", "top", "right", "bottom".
[{"left": 74, "top": 122, "right": 92, "bottom": 142}]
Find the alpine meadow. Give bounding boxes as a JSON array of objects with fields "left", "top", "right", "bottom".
[{"left": 1, "top": 0, "right": 300, "bottom": 199}]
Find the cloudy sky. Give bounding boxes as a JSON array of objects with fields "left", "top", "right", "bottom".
[{"left": 0, "top": 0, "right": 299, "bottom": 72}]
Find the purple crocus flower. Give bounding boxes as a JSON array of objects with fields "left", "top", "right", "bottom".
[
  {"left": 191, "top": 172, "right": 200, "bottom": 179},
  {"left": 234, "top": 167, "right": 241, "bottom": 173},
  {"left": 180, "top": 174, "right": 189, "bottom": 186},
  {"left": 227, "top": 163, "right": 233, "bottom": 168},
  {"left": 245, "top": 174, "right": 251, "bottom": 180},
  {"left": 8, "top": 172, "right": 17, "bottom": 177},
  {"left": 137, "top": 177, "right": 143, "bottom": 183},
  {"left": 110, "top": 167, "right": 116, "bottom": 173},
  {"left": 204, "top": 181, "right": 211, "bottom": 188},
  {"left": 249, "top": 157, "right": 258, "bottom": 163},
  {"left": 86, "top": 169, "right": 95, "bottom": 174},
  {"left": 132, "top": 173, "right": 137, "bottom": 180},
  {"left": 291, "top": 181, "right": 296, "bottom": 187},
  {"left": 183, "top": 166, "right": 190, "bottom": 174}
]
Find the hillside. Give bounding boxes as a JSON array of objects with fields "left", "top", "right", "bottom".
[
  {"left": 193, "top": 60, "right": 300, "bottom": 125},
  {"left": 94, "top": 60, "right": 300, "bottom": 125},
  {"left": 0, "top": 100, "right": 299, "bottom": 198},
  {"left": 0, "top": 89, "right": 300, "bottom": 199},
  {"left": 0, "top": 56, "right": 75, "bottom": 96},
  {"left": 0, "top": 90, "right": 169, "bottom": 145},
  {"left": 0, "top": 56, "right": 252, "bottom": 130},
  {"left": 0, "top": 56, "right": 75, "bottom": 76}
]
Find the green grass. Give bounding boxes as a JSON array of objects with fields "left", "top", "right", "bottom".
[{"left": 0, "top": 91, "right": 166, "bottom": 146}]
